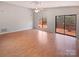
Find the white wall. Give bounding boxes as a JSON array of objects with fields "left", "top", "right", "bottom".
[
  {"left": 0, "top": 2, "right": 33, "bottom": 34},
  {"left": 33, "top": 7, "right": 79, "bottom": 38}
]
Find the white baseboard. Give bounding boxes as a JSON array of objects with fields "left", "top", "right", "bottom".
[{"left": 0, "top": 27, "right": 32, "bottom": 35}]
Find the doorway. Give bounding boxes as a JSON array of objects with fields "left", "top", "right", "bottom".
[
  {"left": 55, "top": 14, "right": 76, "bottom": 37},
  {"left": 38, "top": 17, "right": 48, "bottom": 31}
]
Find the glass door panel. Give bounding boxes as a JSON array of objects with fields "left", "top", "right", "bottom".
[
  {"left": 64, "top": 15, "right": 76, "bottom": 36},
  {"left": 38, "top": 17, "right": 48, "bottom": 30},
  {"left": 56, "top": 16, "right": 64, "bottom": 34}
]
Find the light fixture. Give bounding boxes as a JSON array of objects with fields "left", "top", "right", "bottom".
[{"left": 34, "top": 8, "right": 40, "bottom": 13}]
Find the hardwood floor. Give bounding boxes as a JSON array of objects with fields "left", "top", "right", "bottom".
[{"left": 0, "top": 29, "right": 79, "bottom": 57}]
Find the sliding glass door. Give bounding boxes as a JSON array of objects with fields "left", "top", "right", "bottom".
[
  {"left": 55, "top": 15, "right": 76, "bottom": 37},
  {"left": 64, "top": 15, "right": 76, "bottom": 36},
  {"left": 56, "top": 16, "right": 64, "bottom": 34}
]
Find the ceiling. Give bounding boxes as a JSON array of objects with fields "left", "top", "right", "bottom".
[{"left": 4, "top": 1, "right": 79, "bottom": 9}]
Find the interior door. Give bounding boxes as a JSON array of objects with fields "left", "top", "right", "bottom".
[
  {"left": 56, "top": 16, "right": 64, "bottom": 34},
  {"left": 64, "top": 15, "right": 76, "bottom": 36}
]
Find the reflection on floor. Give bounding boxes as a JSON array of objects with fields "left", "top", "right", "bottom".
[
  {"left": 55, "top": 34, "right": 77, "bottom": 56},
  {"left": 0, "top": 29, "right": 79, "bottom": 57},
  {"left": 56, "top": 28, "right": 76, "bottom": 36}
]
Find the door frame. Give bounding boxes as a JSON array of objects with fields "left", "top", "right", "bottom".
[{"left": 55, "top": 14, "right": 77, "bottom": 37}]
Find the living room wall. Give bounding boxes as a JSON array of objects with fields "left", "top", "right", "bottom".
[
  {"left": 33, "top": 6, "right": 79, "bottom": 38},
  {"left": 0, "top": 2, "right": 33, "bottom": 34}
]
